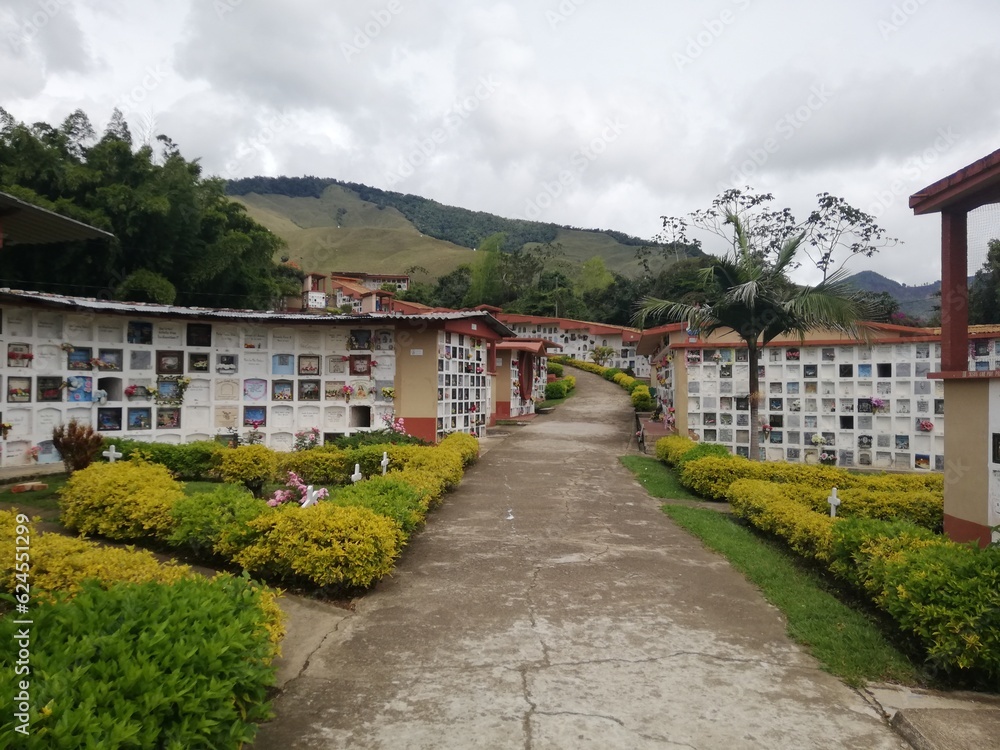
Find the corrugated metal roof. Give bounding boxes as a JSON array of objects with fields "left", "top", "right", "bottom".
[
  {"left": 0, "top": 288, "right": 515, "bottom": 335},
  {"left": 0, "top": 192, "right": 114, "bottom": 246}
]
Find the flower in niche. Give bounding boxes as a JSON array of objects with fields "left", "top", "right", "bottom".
[{"left": 917, "top": 419, "right": 934, "bottom": 432}]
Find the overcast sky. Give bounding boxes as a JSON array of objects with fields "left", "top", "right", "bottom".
[{"left": 3, "top": 0, "right": 1000, "bottom": 285}]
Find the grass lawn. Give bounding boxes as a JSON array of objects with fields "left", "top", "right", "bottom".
[
  {"left": 0, "top": 475, "right": 68, "bottom": 515},
  {"left": 618, "top": 455, "right": 700, "bottom": 502},
  {"left": 661, "top": 504, "right": 920, "bottom": 687}
]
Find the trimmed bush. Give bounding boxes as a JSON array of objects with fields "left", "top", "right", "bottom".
[
  {"left": 545, "top": 380, "right": 568, "bottom": 400},
  {"left": 726, "top": 479, "right": 835, "bottom": 562},
  {"left": 59, "top": 460, "right": 185, "bottom": 541},
  {"left": 233, "top": 503, "right": 401, "bottom": 589},
  {"left": 828, "top": 517, "right": 939, "bottom": 591},
  {"left": 108, "top": 439, "right": 224, "bottom": 480},
  {"left": 388, "top": 467, "right": 449, "bottom": 508},
  {"left": 602, "top": 367, "right": 622, "bottom": 381},
  {"left": 438, "top": 432, "right": 480, "bottom": 465},
  {"left": 562, "top": 374, "right": 576, "bottom": 392},
  {"left": 631, "top": 385, "right": 655, "bottom": 411},
  {"left": 0, "top": 576, "right": 279, "bottom": 748},
  {"left": 675, "top": 443, "right": 732, "bottom": 473},
  {"left": 280, "top": 446, "right": 352, "bottom": 485},
  {"left": 169, "top": 485, "right": 272, "bottom": 557},
  {"left": 655, "top": 435, "right": 697, "bottom": 466},
  {"left": 792, "top": 485, "right": 942, "bottom": 531},
  {"left": 218, "top": 444, "right": 279, "bottom": 495},
  {"left": 0, "top": 510, "right": 192, "bottom": 600},
  {"left": 329, "top": 477, "right": 428, "bottom": 537},
  {"left": 547, "top": 361, "right": 564, "bottom": 377},
  {"left": 677, "top": 454, "right": 944, "bottom": 503}
]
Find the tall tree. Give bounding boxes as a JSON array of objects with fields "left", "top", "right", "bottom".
[
  {"left": 657, "top": 188, "right": 897, "bottom": 281},
  {"left": 636, "top": 214, "right": 873, "bottom": 460},
  {"left": 0, "top": 109, "right": 287, "bottom": 309},
  {"left": 969, "top": 239, "right": 1000, "bottom": 325}
]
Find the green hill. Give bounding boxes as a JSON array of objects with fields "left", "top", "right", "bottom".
[{"left": 226, "top": 176, "right": 698, "bottom": 281}]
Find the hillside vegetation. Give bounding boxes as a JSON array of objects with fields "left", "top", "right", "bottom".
[{"left": 227, "top": 176, "right": 694, "bottom": 279}]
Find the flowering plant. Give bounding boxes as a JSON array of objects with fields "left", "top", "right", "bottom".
[
  {"left": 917, "top": 419, "right": 934, "bottom": 432},
  {"left": 712, "top": 352, "right": 722, "bottom": 363},
  {"left": 124, "top": 384, "right": 150, "bottom": 398},
  {"left": 8, "top": 351, "right": 34, "bottom": 361},
  {"left": 26, "top": 445, "right": 40, "bottom": 461},
  {"left": 870, "top": 397, "right": 886, "bottom": 411},
  {"left": 268, "top": 471, "right": 329, "bottom": 507},
  {"left": 60, "top": 342, "right": 76, "bottom": 352},
  {"left": 381, "top": 386, "right": 395, "bottom": 400},
  {"left": 819, "top": 451, "right": 837, "bottom": 465},
  {"left": 0, "top": 422, "right": 11, "bottom": 438},
  {"left": 381, "top": 412, "right": 406, "bottom": 434},
  {"left": 294, "top": 427, "right": 321, "bottom": 451},
  {"left": 761, "top": 423, "right": 773, "bottom": 434},
  {"left": 811, "top": 434, "right": 828, "bottom": 446},
  {"left": 339, "top": 384, "right": 355, "bottom": 400}
]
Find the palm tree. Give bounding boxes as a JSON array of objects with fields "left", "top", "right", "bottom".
[{"left": 635, "top": 215, "right": 872, "bottom": 460}]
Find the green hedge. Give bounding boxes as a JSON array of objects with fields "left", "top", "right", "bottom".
[
  {"left": 547, "top": 361, "right": 564, "bottom": 377},
  {"left": 102, "top": 438, "right": 225, "bottom": 480},
  {"left": 678, "top": 454, "right": 943, "bottom": 503},
  {"left": 0, "top": 577, "right": 279, "bottom": 748},
  {"left": 725, "top": 480, "right": 1000, "bottom": 684},
  {"left": 545, "top": 380, "right": 567, "bottom": 400},
  {"left": 558, "top": 357, "right": 650, "bottom": 406}
]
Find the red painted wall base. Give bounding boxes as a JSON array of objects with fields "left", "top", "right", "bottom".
[
  {"left": 496, "top": 401, "right": 511, "bottom": 420},
  {"left": 944, "top": 513, "right": 993, "bottom": 548},
  {"left": 404, "top": 417, "right": 437, "bottom": 444}
]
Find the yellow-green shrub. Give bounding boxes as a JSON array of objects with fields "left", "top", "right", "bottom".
[
  {"left": 562, "top": 374, "right": 576, "bottom": 392},
  {"left": 329, "top": 477, "right": 428, "bottom": 538},
  {"left": 678, "top": 454, "right": 944, "bottom": 506},
  {"left": 397, "top": 445, "right": 464, "bottom": 489},
  {"left": 388, "top": 467, "right": 448, "bottom": 507},
  {"left": 631, "top": 385, "right": 655, "bottom": 410},
  {"left": 791, "top": 485, "right": 942, "bottom": 531},
  {"left": 726, "top": 479, "right": 835, "bottom": 561},
  {"left": 655, "top": 435, "right": 697, "bottom": 465},
  {"left": 438, "top": 432, "right": 479, "bottom": 465},
  {"left": 0, "top": 510, "right": 192, "bottom": 601},
  {"left": 233, "top": 503, "right": 401, "bottom": 589},
  {"left": 280, "top": 446, "right": 351, "bottom": 485},
  {"left": 59, "top": 460, "right": 185, "bottom": 540},
  {"left": 218, "top": 444, "right": 279, "bottom": 494}
]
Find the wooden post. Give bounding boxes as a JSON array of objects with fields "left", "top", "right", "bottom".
[{"left": 940, "top": 210, "right": 969, "bottom": 373}]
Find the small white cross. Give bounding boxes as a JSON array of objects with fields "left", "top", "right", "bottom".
[
  {"left": 103, "top": 445, "right": 122, "bottom": 463},
  {"left": 827, "top": 487, "right": 841, "bottom": 518},
  {"left": 380, "top": 451, "right": 389, "bottom": 476},
  {"left": 350, "top": 463, "right": 363, "bottom": 483},
  {"left": 301, "top": 485, "right": 321, "bottom": 508}
]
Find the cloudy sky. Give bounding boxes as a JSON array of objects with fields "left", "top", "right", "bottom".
[{"left": 3, "top": 0, "right": 1000, "bottom": 285}]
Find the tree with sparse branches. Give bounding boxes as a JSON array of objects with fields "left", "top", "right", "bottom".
[
  {"left": 636, "top": 211, "right": 875, "bottom": 460},
  {"left": 656, "top": 188, "right": 898, "bottom": 281}
]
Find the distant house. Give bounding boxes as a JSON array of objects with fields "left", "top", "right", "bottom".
[
  {"left": 328, "top": 271, "right": 410, "bottom": 292},
  {"left": 328, "top": 275, "right": 395, "bottom": 313}
]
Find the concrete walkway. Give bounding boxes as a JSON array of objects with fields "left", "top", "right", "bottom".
[{"left": 253, "top": 372, "right": 908, "bottom": 749}]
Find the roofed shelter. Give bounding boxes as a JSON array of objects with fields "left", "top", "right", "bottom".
[
  {"left": 911, "top": 147, "right": 1000, "bottom": 546},
  {"left": 0, "top": 191, "right": 114, "bottom": 247}
]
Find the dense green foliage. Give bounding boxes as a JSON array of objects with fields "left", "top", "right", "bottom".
[
  {"left": 0, "top": 109, "right": 298, "bottom": 308},
  {"left": 0, "top": 577, "right": 278, "bottom": 748},
  {"left": 969, "top": 238, "right": 1000, "bottom": 325}
]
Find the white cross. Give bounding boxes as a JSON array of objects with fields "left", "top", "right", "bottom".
[
  {"left": 350, "top": 463, "right": 363, "bottom": 483},
  {"left": 103, "top": 445, "right": 122, "bottom": 463},
  {"left": 827, "top": 487, "right": 841, "bottom": 518},
  {"left": 380, "top": 451, "right": 389, "bottom": 476},
  {"left": 300, "top": 485, "right": 322, "bottom": 508}
]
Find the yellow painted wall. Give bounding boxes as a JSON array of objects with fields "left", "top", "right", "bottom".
[
  {"left": 394, "top": 327, "right": 439, "bottom": 420},
  {"left": 943, "top": 379, "right": 990, "bottom": 526}
]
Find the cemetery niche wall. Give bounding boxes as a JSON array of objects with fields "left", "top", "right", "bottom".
[
  {"left": 638, "top": 323, "right": 972, "bottom": 472},
  {"left": 0, "top": 290, "right": 513, "bottom": 467}
]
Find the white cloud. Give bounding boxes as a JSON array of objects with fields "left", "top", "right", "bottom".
[{"left": 3, "top": 0, "right": 999, "bottom": 285}]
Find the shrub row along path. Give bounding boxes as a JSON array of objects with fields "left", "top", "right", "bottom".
[{"left": 254, "top": 372, "right": 906, "bottom": 749}]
